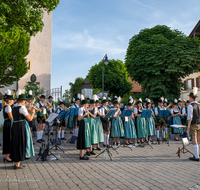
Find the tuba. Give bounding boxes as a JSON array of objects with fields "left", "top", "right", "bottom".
[{"left": 181, "top": 100, "right": 186, "bottom": 109}]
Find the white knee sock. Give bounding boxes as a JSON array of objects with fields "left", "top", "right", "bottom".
[
  {"left": 156, "top": 130, "right": 159, "bottom": 139},
  {"left": 50, "top": 126, "right": 53, "bottom": 133},
  {"left": 104, "top": 134, "right": 107, "bottom": 145},
  {"left": 58, "top": 131, "right": 61, "bottom": 138},
  {"left": 107, "top": 135, "right": 109, "bottom": 145},
  {"left": 193, "top": 145, "right": 199, "bottom": 159},
  {"left": 61, "top": 130, "right": 65, "bottom": 138},
  {"left": 162, "top": 130, "right": 163, "bottom": 137},
  {"left": 165, "top": 128, "right": 168, "bottom": 135},
  {"left": 37, "top": 131, "right": 40, "bottom": 140},
  {"left": 40, "top": 131, "right": 43, "bottom": 139},
  {"left": 163, "top": 131, "right": 165, "bottom": 138}
]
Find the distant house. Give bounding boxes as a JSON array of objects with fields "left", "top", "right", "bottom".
[
  {"left": 181, "top": 20, "right": 200, "bottom": 101},
  {"left": 129, "top": 78, "right": 142, "bottom": 94}
]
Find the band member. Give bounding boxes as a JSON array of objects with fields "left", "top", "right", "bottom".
[
  {"left": 2, "top": 90, "right": 14, "bottom": 162},
  {"left": 11, "top": 89, "right": 35, "bottom": 169},
  {"left": 100, "top": 97, "right": 110, "bottom": 146},
  {"left": 178, "top": 98, "right": 182, "bottom": 111},
  {"left": 163, "top": 98, "right": 168, "bottom": 108},
  {"left": 36, "top": 95, "right": 47, "bottom": 143},
  {"left": 87, "top": 98, "right": 90, "bottom": 104},
  {"left": 155, "top": 98, "right": 167, "bottom": 142},
  {"left": 56, "top": 101, "right": 66, "bottom": 140},
  {"left": 142, "top": 99, "right": 147, "bottom": 109},
  {"left": 108, "top": 97, "right": 113, "bottom": 110},
  {"left": 124, "top": 100, "right": 137, "bottom": 144},
  {"left": 71, "top": 97, "right": 80, "bottom": 134},
  {"left": 146, "top": 99, "right": 156, "bottom": 142},
  {"left": 111, "top": 98, "right": 124, "bottom": 145},
  {"left": 187, "top": 87, "right": 200, "bottom": 161},
  {"left": 171, "top": 99, "right": 182, "bottom": 141},
  {"left": 77, "top": 97, "right": 90, "bottom": 160},
  {"left": 182, "top": 100, "right": 190, "bottom": 140},
  {"left": 46, "top": 96, "right": 55, "bottom": 135},
  {"left": 95, "top": 98, "right": 104, "bottom": 150},
  {"left": 134, "top": 98, "right": 147, "bottom": 143},
  {"left": 26, "top": 90, "right": 34, "bottom": 131}
]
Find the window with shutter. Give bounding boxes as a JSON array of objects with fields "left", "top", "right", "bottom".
[{"left": 192, "top": 78, "right": 194, "bottom": 88}]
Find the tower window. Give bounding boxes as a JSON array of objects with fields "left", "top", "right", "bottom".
[{"left": 28, "top": 60, "right": 31, "bottom": 71}]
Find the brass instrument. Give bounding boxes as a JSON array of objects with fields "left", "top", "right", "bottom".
[
  {"left": 47, "top": 102, "right": 54, "bottom": 109},
  {"left": 181, "top": 100, "right": 186, "bottom": 109},
  {"left": 64, "top": 106, "right": 70, "bottom": 112},
  {"left": 25, "top": 102, "right": 42, "bottom": 112},
  {"left": 165, "top": 102, "right": 173, "bottom": 110}
]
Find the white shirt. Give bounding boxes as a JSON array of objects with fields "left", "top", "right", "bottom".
[
  {"left": 13, "top": 104, "right": 28, "bottom": 116},
  {"left": 78, "top": 107, "right": 85, "bottom": 116},
  {"left": 69, "top": 105, "right": 75, "bottom": 108},
  {"left": 170, "top": 108, "right": 179, "bottom": 114},
  {"left": 155, "top": 106, "right": 165, "bottom": 116},
  {"left": 187, "top": 101, "right": 198, "bottom": 121},
  {"left": 75, "top": 103, "right": 79, "bottom": 108},
  {"left": 5, "top": 105, "right": 12, "bottom": 113},
  {"left": 182, "top": 107, "right": 187, "bottom": 116},
  {"left": 113, "top": 108, "right": 120, "bottom": 117},
  {"left": 100, "top": 106, "right": 108, "bottom": 116},
  {"left": 48, "top": 101, "right": 55, "bottom": 113},
  {"left": 36, "top": 101, "right": 47, "bottom": 114},
  {"left": 56, "top": 106, "right": 63, "bottom": 114}
]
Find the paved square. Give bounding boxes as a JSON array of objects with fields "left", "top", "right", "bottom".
[{"left": 0, "top": 131, "right": 200, "bottom": 190}]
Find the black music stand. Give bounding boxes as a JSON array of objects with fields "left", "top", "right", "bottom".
[{"left": 96, "top": 108, "right": 119, "bottom": 161}]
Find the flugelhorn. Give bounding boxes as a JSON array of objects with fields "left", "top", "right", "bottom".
[
  {"left": 25, "top": 102, "right": 42, "bottom": 112},
  {"left": 181, "top": 100, "right": 186, "bottom": 109},
  {"left": 165, "top": 102, "right": 173, "bottom": 110}
]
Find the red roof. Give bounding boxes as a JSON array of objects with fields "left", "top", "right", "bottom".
[{"left": 129, "top": 78, "right": 142, "bottom": 93}]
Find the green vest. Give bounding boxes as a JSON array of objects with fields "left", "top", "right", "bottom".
[{"left": 37, "top": 102, "right": 46, "bottom": 117}]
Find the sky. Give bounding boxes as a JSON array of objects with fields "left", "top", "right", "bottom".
[{"left": 51, "top": 0, "right": 200, "bottom": 91}]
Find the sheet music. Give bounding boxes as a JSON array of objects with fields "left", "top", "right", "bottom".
[
  {"left": 169, "top": 125, "right": 187, "bottom": 128},
  {"left": 46, "top": 113, "right": 58, "bottom": 123}
]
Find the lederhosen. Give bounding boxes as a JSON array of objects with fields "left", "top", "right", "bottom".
[
  {"left": 101, "top": 107, "right": 110, "bottom": 133},
  {"left": 156, "top": 106, "right": 166, "bottom": 127},
  {"left": 37, "top": 102, "right": 47, "bottom": 124}
]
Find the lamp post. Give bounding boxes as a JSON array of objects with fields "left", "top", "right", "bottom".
[{"left": 102, "top": 54, "right": 109, "bottom": 97}]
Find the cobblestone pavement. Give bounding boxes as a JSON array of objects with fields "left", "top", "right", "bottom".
[{"left": 0, "top": 131, "right": 200, "bottom": 190}]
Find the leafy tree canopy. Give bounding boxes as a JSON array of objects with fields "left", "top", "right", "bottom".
[
  {"left": 69, "top": 77, "right": 85, "bottom": 99},
  {"left": 125, "top": 25, "right": 200, "bottom": 102},
  {"left": 0, "top": 0, "right": 60, "bottom": 36},
  {"left": 0, "top": 27, "right": 30, "bottom": 88},
  {"left": 87, "top": 59, "right": 132, "bottom": 97}
]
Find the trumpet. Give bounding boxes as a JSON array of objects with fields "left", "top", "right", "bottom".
[
  {"left": 64, "top": 106, "right": 70, "bottom": 112},
  {"left": 25, "top": 103, "right": 42, "bottom": 112},
  {"left": 46, "top": 102, "right": 54, "bottom": 109}
]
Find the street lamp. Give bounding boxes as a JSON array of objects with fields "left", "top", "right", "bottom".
[{"left": 102, "top": 54, "right": 109, "bottom": 97}]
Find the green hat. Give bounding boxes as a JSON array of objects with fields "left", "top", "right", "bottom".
[
  {"left": 4, "top": 90, "right": 14, "bottom": 100},
  {"left": 178, "top": 99, "right": 182, "bottom": 103},
  {"left": 40, "top": 95, "right": 45, "bottom": 99},
  {"left": 48, "top": 96, "right": 53, "bottom": 99},
  {"left": 173, "top": 99, "right": 178, "bottom": 105},
  {"left": 102, "top": 99, "right": 108, "bottom": 104},
  {"left": 71, "top": 100, "right": 75, "bottom": 104},
  {"left": 59, "top": 101, "right": 64, "bottom": 105},
  {"left": 146, "top": 101, "right": 151, "bottom": 105},
  {"left": 95, "top": 100, "right": 99, "bottom": 103},
  {"left": 158, "top": 99, "right": 163, "bottom": 103},
  {"left": 89, "top": 99, "right": 95, "bottom": 104},
  {"left": 27, "top": 94, "right": 34, "bottom": 100},
  {"left": 127, "top": 103, "right": 132, "bottom": 106},
  {"left": 113, "top": 100, "right": 119, "bottom": 104},
  {"left": 186, "top": 100, "right": 190, "bottom": 104},
  {"left": 17, "top": 94, "right": 27, "bottom": 100},
  {"left": 188, "top": 92, "right": 198, "bottom": 98},
  {"left": 137, "top": 98, "right": 142, "bottom": 104},
  {"left": 81, "top": 100, "right": 87, "bottom": 105}
]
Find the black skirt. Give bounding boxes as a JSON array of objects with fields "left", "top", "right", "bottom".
[
  {"left": 76, "top": 120, "right": 86, "bottom": 150},
  {"left": 11, "top": 121, "right": 26, "bottom": 162},
  {"left": 3, "top": 120, "right": 12, "bottom": 154}
]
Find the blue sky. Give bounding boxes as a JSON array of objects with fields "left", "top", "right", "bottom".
[{"left": 51, "top": 0, "right": 200, "bottom": 91}]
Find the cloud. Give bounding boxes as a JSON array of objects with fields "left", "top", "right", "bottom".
[{"left": 52, "top": 30, "right": 126, "bottom": 55}]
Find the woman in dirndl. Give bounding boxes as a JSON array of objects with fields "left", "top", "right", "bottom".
[
  {"left": 171, "top": 99, "right": 182, "bottom": 141},
  {"left": 146, "top": 99, "right": 156, "bottom": 142},
  {"left": 2, "top": 90, "right": 14, "bottom": 162},
  {"left": 111, "top": 99, "right": 124, "bottom": 145},
  {"left": 124, "top": 100, "right": 137, "bottom": 145},
  {"left": 11, "top": 89, "right": 35, "bottom": 169},
  {"left": 77, "top": 98, "right": 90, "bottom": 160},
  {"left": 134, "top": 98, "right": 147, "bottom": 143}
]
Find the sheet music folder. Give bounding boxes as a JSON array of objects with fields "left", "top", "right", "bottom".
[
  {"left": 46, "top": 113, "right": 58, "bottom": 123},
  {"left": 120, "top": 109, "right": 133, "bottom": 117},
  {"left": 104, "top": 108, "right": 117, "bottom": 119},
  {"left": 158, "top": 110, "right": 170, "bottom": 118},
  {"left": 141, "top": 110, "right": 152, "bottom": 118},
  {"left": 70, "top": 108, "right": 79, "bottom": 116}
]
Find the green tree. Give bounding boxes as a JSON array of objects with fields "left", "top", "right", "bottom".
[
  {"left": 87, "top": 59, "right": 132, "bottom": 97},
  {"left": 125, "top": 25, "right": 200, "bottom": 102},
  {"left": 0, "top": 27, "right": 30, "bottom": 88},
  {"left": 24, "top": 82, "right": 44, "bottom": 96},
  {"left": 69, "top": 78, "right": 85, "bottom": 99},
  {"left": 62, "top": 89, "right": 71, "bottom": 106},
  {"left": 0, "top": 0, "right": 60, "bottom": 36}
]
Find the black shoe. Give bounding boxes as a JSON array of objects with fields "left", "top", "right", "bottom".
[
  {"left": 96, "top": 147, "right": 101, "bottom": 151},
  {"left": 189, "top": 156, "right": 199, "bottom": 161},
  {"left": 14, "top": 165, "right": 23, "bottom": 170},
  {"left": 90, "top": 151, "right": 96, "bottom": 155},
  {"left": 80, "top": 155, "right": 89, "bottom": 160},
  {"left": 70, "top": 131, "right": 73, "bottom": 134},
  {"left": 163, "top": 138, "right": 168, "bottom": 142},
  {"left": 3, "top": 157, "right": 12, "bottom": 163},
  {"left": 37, "top": 140, "right": 42, "bottom": 143},
  {"left": 116, "top": 143, "right": 118, "bottom": 146},
  {"left": 40, "top": 139, "right": 45, "bottom": 142},
  {"left": 45, "top": 133, "right": 48, "bottom": 135},
  {"left": 103, "top": 144, "right": 106, "bottom": 147},
  {"left": 92, "top": 148, "right": 94, "bottom": 151},
  {"left": 50, "top": 132, "right": 54, "bottom": 135},
  {"left": 174, "top": 138, "right": 179, "bottom": 141},
  {"left": 61, "top": 138, "right": 66, "bottom": 140},
  {"left": 86, "top": 151, "right": 90, "bottom": 156}
]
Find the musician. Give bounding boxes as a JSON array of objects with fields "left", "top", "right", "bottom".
[
  {"left": 26, "top": 90, "right": 34, "bottom": 131},
  {"left": 178, "top": 98, "right": 182, "bottom": 111},
  {"left": 108, "top": 97, "right": 113, "bottom": 110},
  {"left": 146, "top": 100, "right": 156, "bottom": 142},
  {"left": 47, "top": 96, "right": 55, "bottom": 135},
  {"left": 182, "top": 100, "right": 190, "bottom": 126},
  {"left": 73, "top": 97, "right": 80, "bottom": 134},
  {"left": 163, "top": 98, "right": 168, "bottom": 108},
  {"left": 163, "top": 98, "right": 169, "bottom": 136},
  {"left": 68, "top": 99, "right": 75, "bottom": 134},
  {"left": 56, "top": 101, "right": 66, "bottom": 140},
  {"left": 187, "top": 88, "right": 200, "bottom": 161},
  {"left": 171, "top": 99, "right": 182, "bottom": 141},
  {"left": 100, "top": 97, "right": 110, "bottom": 147},
  {"left": 142, "top": 99, "right": 147, "bottom": 109},
  {"left": 36, "top": 95, "right": 47, "bottom": 143},
  {"left": 111, "top": 99, "right": 124, "bottom": 145},
  {"left": 95, "top": 99, "right": 104, "bottom": 150},
  {"left": 134, "top": 98, "right": 147, "bottom": 143},
  {"left": 155, "top": 98, "right": 167, "bottom": 142},
  {"left": 77, "top": 98, "right": 90, "bottom": 160},
  {"left": 2, "top": 90, "right": 14, "bottom": 162},
  {"left": 11, "top": 89, "right": 35, "bottom": 169},
  {"left": 87, "top": 98, "right": 90, "bottom": 104},
  {"left": 124, "top": 101, "right": 137, "bottom": 145}
]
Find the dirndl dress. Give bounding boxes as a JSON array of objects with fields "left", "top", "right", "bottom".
[
  {"left": 111, "top": 116, "right": 124, "bottom": 138},
  {"left": 89, "top": 116, "right": 99, "bottom": 145},
  {"left": 124, "top": 117, "right": 137, "bottom": 139},
  {"left": 95, "top": 116, "right": 104, "bottom": 142},
  {"left": 146, "top": 116, "right": 156, "bottom": 136},
  {"left": 136, "top": 116, "right": 147, "bottom": 138},
  {"left": 172, "top": 113, "right": 183, "bottom": 134}
]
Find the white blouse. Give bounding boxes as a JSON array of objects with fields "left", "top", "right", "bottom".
[
  {"left": 78, "top": 107, "right": 85, "bottom": 116},
  {"left": 13, "top": 104, "right": 28, "bottom": 116},
  {"left": 5, "top": 105, "right": 12, "bottom": 113}
]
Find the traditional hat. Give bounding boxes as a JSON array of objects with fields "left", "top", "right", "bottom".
[
  {"left": 137, "top": 98, "right": 142, "bottom": 104},
  {"left": 158, "top": 97, "right": 164, "bottom": 103},
  {"left": 146, "top": 99, "right": 151, "bottom": 105},
  {"left": 173, "top": 99, "right": 178, "bottom": 105},
  {"left": 186, "top": 100, "right": 190, "bottom": 104},
  {"left": 48, "top": 95, "right": 53, "bottom": 99},
  {"left": 87, "top": 97, "right": 90, "bottom": 100},
  {"left": 76, "top": 93, "right": 81, "bottom": 101},
  {"left": 178, "top": 98, "right": 182, "bottom": 103},
  {"left": 27, "top": 90, "right": 34, "bottom": 100},
  {"left": 89, "top": 99, "right": 95, "bottom": 104},
  {"left": 4, "top": 89, "right": 14, "bottom": 100},
  {"left": 93, "top": 94, "right": 98, "bottom": 102},
  {"left": 164, "top": 98, "right": 168, "bottom": 103},
  {"left": 59, "top": 101, "right": 64, "bottom": 105},
  {"left": 40, "top": 95, "right": 45, "bottom": 99},
  {"left": 71, "top": 98, "right": 75, "bottom": 104},
  {"left": 102, "top": 96, "right": 107, "bottom": 104},
  {"left": 16, "top": 89, "right": 27, "bottom": 100},
  {"left": 108, "top": 97, "right": 112, "bottom": 102},
  {"left": 80, "top": 95, "right": 87, "bottom": 104},
  {"left": 188, "top": 87, "right": 198, "bottom": 98},
  {"left": 127, "top": 96, "right": 133, "bottom": 106}
]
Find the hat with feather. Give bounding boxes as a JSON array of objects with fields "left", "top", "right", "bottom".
[
  {"left": 188, "top": 87, "right": 198, "bottom": 98},
  {"left": 16, "top": 89, "right": 27, "bottom": 100},
  {"left": 27, "top": 90, "right": 34, "bottom": 100},
  {"left": 4, "top": 89, "right": 14, "bottom": 100}
]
